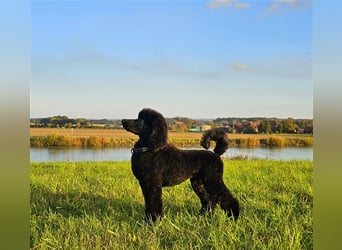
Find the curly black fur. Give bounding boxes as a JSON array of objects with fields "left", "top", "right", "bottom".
[
  {"left": 200, "top": 127, "right": 229, "bottom": 155},
  {"left": 122, "top": 108, "right": 239, "bottom": 222}
]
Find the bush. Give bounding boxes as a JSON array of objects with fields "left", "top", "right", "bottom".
[{"left": 265, "top": 136, "right": 285, "bottom": 147}]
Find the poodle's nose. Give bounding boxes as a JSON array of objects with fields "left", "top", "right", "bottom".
[{"left": 121, "top": 119, "right": 127, "bottom": 126}]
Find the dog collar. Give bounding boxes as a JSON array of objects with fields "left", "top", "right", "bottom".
[{"left": 131, "top": 147, "right": 151, "bottom": 154}]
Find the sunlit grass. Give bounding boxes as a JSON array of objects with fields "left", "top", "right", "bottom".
[{"left": 30, "top": 160, "right": 312, "bottom": 249}]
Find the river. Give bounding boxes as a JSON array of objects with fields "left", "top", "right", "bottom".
[{"left": 30, "top": 147, "right": 313, "bottom": 162}]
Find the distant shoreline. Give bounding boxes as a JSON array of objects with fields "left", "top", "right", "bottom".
[{"left": 30, "top": 128, "right": 313, "bottom": 148}]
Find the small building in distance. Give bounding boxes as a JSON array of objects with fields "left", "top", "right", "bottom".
[{"left": 191, "top": 125, "right": 212, "bottom": 132}]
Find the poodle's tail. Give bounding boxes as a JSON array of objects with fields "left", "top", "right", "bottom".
[{"left": 200, "top": 128, "right": 229, "bottom": 156}]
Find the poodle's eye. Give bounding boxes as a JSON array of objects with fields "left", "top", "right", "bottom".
[{"left": 136, "top": 119, "right": 145, "bottom": 129}]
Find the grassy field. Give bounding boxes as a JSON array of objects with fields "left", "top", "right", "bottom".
[
  {"left": 30, "top": 128, "right": 313, "bottom": 147},
  {"left": 30, "top": 128, "right": 313, "bottom": 140},
  {"left": 30, "top": 160, "right": 313, "bottom": 249}
]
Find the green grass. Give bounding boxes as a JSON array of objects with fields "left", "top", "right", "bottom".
[{"left": 30, "top": 160, "right": 313, "bottom": 249}]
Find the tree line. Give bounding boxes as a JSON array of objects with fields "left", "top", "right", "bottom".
[{"left": 30, "top": 115, "right": 313, "bottom": 134}]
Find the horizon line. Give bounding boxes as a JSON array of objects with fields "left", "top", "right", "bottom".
[{"left": 30, "top": 115, "right": 314, "bottom": 120}]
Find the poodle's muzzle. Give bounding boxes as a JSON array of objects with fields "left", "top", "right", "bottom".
[{"left": 122, "top": 119, "right": 144, "bottom": 135}]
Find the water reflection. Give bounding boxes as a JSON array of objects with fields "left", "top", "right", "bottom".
[{"left": 30, "top": 147, "right": 313, "bottom": 162}]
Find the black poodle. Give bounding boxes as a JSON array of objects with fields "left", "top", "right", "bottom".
[{"left": 122, "top": 108, "right": 239, "bottom": 222}]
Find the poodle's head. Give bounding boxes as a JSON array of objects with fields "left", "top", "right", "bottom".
[{"left": 122, "top": 108, "right": 168, "bottom": 151}]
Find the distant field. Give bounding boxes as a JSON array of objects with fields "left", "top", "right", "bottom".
[
  {"left": 30, "top": 128, "right": 137, "bottom": 138},
  {"left": 30, "top": 128, "right": 313, "bottom": 147},
  {"left": 30, "top": 128, "right": 312, "bottom": 140}
]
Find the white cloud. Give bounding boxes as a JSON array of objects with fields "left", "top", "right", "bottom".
[
  {"left": 208, "top": 0, "right": 250, "bottom": 10},
  {"left": 208, "top": 0, "right": 310, "bottom": 12},
  {"left": 208, "top": 0, "right": 233, "bottom": 9},
  {"left": 234, "top": 2, "right": 251, "bottom": 9},
  {"left": 267, "top": 0, "right": 312, "bottom": 13},
  {"left": 229, "top": 63, "right": 247, "bottom": 71},
  {"left": 228, "top": 54, "right": 311, "bottom": 79},
  {"left": 235, "top": 54, "right": 311, "bottom": 80}
]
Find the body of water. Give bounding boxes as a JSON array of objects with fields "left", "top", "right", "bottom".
[{"left": 30, "top": 147, "right": 313, "bottom": 162}]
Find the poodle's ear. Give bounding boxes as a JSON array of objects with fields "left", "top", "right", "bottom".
[{"left": 149, "top": 113, "right": 168, "bottom": 152}]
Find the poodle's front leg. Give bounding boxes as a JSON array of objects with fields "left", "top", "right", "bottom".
[{"left": 139, "top": 182, "right": 163, "bottom": 222}]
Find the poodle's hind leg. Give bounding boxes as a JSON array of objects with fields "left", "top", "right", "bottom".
[
  {"left": 190, "top": 175, "right": 217, "bottom": 214},
  {"left": 139, "top": 182, "right": 163, "bottom": 222},
  {"left": 219, "top": 191, "right": 240, "bottom": 220},
  {"left": 203, "top": 178, "right": 240, "bottom": 220}
]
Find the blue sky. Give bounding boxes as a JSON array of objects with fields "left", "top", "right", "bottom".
[{"left": 31, "top": 0, "right": 312, "bottom": 119}]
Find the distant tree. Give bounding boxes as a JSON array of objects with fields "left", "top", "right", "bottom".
[
  {"left": 243, "top": 125, "right": 257, "bottom": 134},
  {"left": 182, "top": 118, "right": 194, "bottom": 129},
  {"left": 241, "top": 119, "right": 248, "bottom": 125},
  {"left": 258, "top": 120, "right": 272, "bottom": 134},
  {"left": 304, "top": 126, "right": 313, "bottom": 134},
  {"left": 166, "top": 118, "right": 177, "bottom": 130},
  {"left": 30, "top": 115, "right": 313, "bottom": 134},
  {"left": 283, "top": 118, "right": 298, "bottom": 133},
  {"left": 64, "top": 123, "right": 73, "bottom": 129},
  {"left": 272, "top": 121, "right": 284, "bottom": 134},
  {"left": 171, "top": 123, "right": 188, "bottom": 132}
]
